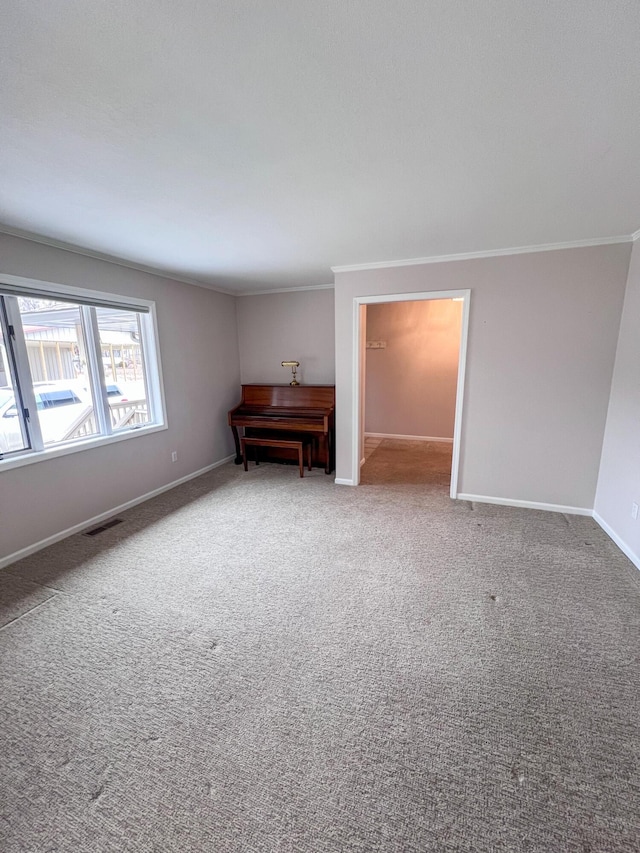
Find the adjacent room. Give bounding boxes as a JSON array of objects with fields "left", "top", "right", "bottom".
[
  {"left": 360, "top": 297, "right": 463, "bottom": 487},
  {"left": 1, "top": 3, "right": 639, "bottom": 852}
]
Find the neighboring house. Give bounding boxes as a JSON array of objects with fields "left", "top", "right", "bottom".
[{"left": 21, "top": 307, "right": 144, "bottom": 384}]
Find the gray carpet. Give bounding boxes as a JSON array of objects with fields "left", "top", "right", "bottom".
[{"left": 1, "top": 446, "right": 639, "bottom": 852}]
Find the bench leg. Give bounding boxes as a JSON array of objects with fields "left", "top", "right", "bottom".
[
  {"left": 307, "top": 442, "right": 312, "bottom": 471},
  {"left": 241, "top": 441, "right": 248, "bottom": 471},
  {"left": 298, "top": 444, "right": 304, "bottom": 477}
]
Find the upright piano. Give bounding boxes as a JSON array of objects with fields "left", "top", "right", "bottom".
[{"left": 228, "top": 384, "right": 335, "bottom": 474}]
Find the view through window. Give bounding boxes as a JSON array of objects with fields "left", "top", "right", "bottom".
[
  {"left": 17, "top": 297, "right": 99, "bottom": 447},
  {"left": 0, "top": 286, "right": 163, "bottom": 462},
  {"left": 95, "top": 306, "right": 151, "bottom": 429},
  {"left": 0, "top": 319, "right": 30, "bottom": 455}
]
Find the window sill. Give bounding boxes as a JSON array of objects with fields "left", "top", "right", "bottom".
[{"left": 0, "top": 422, "right": 168, "bottom": 473}]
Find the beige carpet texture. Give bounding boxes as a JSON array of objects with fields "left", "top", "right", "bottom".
[{"left": 1, "top": 441, "right": 639, "bottom": 852}]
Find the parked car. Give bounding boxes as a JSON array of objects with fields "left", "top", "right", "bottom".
[
  {"left": 103, "top": 383, "right": 129, "bottom": 401},
  {"left": 0, "top": 381, "right": 134, "bottom": 454},
  {"left": 0, "top": 382, "right": 90, "bottom": 453},
  {"left": 75, "top": 381, "right": 129, "bottom": 403},
  {"left": 0, "top": 387, "right": 23, "bottom": 452}
]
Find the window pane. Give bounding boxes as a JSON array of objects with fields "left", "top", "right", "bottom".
[
  {"left": 0, "top": 322, "right": 30, "bottom": 454},
  {"left": 17, "top": 297, "right": 99, "bottom": 445},
  {"left": 95, "top": 307, "right": 150, "bottom": 429}
]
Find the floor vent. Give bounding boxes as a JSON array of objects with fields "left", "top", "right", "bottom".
[{"left": 83, "top": 518, "right": 124, "bottom": 537}]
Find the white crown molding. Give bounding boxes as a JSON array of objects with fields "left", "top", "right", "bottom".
[
  {"left": 0, "top": 225, "right": 237, "bottom": 296},
  {"left": 3, "top": 221, "right": 636, "bottom": 295},
  {"left": 331, "top": 234, "right": 633, "bottom": 274},
  {"left": 237, "top": 282, "right": 335, "bottom": 297}
]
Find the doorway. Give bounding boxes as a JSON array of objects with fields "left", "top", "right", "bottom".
[{"left": 351, "top": 290, "right": 470, "bottom": 493}]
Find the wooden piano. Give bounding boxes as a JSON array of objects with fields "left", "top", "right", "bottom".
[{"left": 228, "top": 384, "right": 335, "bottom": 474}]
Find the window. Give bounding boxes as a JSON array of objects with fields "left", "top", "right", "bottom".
[{"left": 0, "top": 281, "right": 165, "bottom": 466}]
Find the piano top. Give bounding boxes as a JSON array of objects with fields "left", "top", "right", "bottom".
[{"left": 235, "top": 383, "right": 335, "bottom": 410}]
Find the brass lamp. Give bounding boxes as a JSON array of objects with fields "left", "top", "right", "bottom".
[{"left": 281, "top": 361, "right": 300, "bottom": 385}]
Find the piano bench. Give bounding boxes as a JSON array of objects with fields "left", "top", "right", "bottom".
[{"left": 241, "top": 436, "right": 313, "bottom": 478}]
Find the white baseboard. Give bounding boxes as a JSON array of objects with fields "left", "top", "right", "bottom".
[
  {"left": 365, "top": 432, "right": 453, "bottom": 443},
  {"left": 335, "top": 478, "right": 355, "bottom": 486},
  {"left": 593, "top": 511, "right": 640, "bottom": 571},
  {"left": 0, "top": 454, "right": 235, "bottom": 571},
  {"left": 456, "top": 493, "right": 593, "bottom": 516}
]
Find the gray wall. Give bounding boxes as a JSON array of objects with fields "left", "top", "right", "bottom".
[
  {"left": 595, "top": 240, "right": 640, "bottom": 561},
  {"left": 0, "top": 233, "right": 240, "bottom": 562},
  {"left": 3, "top": 234, "right": 635, "bottom": 562},
  {"left": 364, "top": 299, "right": 462, "bottom": 438},
  {"left": 236, "top": 288, "right": 335, "bottom": 385},
  {"left": 335, "top": 244, "right": 631, "bottom": 508}
]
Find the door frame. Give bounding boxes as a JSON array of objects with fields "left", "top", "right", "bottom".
[{"left": 351, "top": 289, "right": 471, "bottom": 495}]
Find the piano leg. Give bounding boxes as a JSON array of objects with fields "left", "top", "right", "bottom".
[
  {"left": 324, "top": 431, "right": 331, "bottom": 475},
  {"left": 231, "top": 425, "right": 243, "bottom": 465}
]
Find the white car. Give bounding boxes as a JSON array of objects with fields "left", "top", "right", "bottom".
[
  {"left": 0, "top": 381, "right": 131, "bottom": 454},
  {"left": 0, "top": 387, "right": 24, "bottom": 453}
]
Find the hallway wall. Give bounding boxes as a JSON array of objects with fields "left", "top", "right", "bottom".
[
  {"left": 334, "top": 243, "right": 631, "bottom": 508},
  {"left": 365, "top": 299, "right": 462, "bottom": 438}
]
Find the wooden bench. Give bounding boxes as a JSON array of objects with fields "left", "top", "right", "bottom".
[{"left": 241, "top": 435, "right": 312, "bottom": 478}]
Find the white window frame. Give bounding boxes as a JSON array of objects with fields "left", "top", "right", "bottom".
[{"left": 0, "top": 273, "right": 167, "bottom": 472}]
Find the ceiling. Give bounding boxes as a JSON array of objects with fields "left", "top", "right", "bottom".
[{"left": 1, "top": 1, "right": 639, "bottom": 294}]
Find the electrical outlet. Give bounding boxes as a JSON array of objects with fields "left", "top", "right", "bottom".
[
  {"left": 171, "top": 451, "right": 178, "bottom": 463},
  {"left": 632, "top": 502, "right": 639, "bottom": 521}
]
